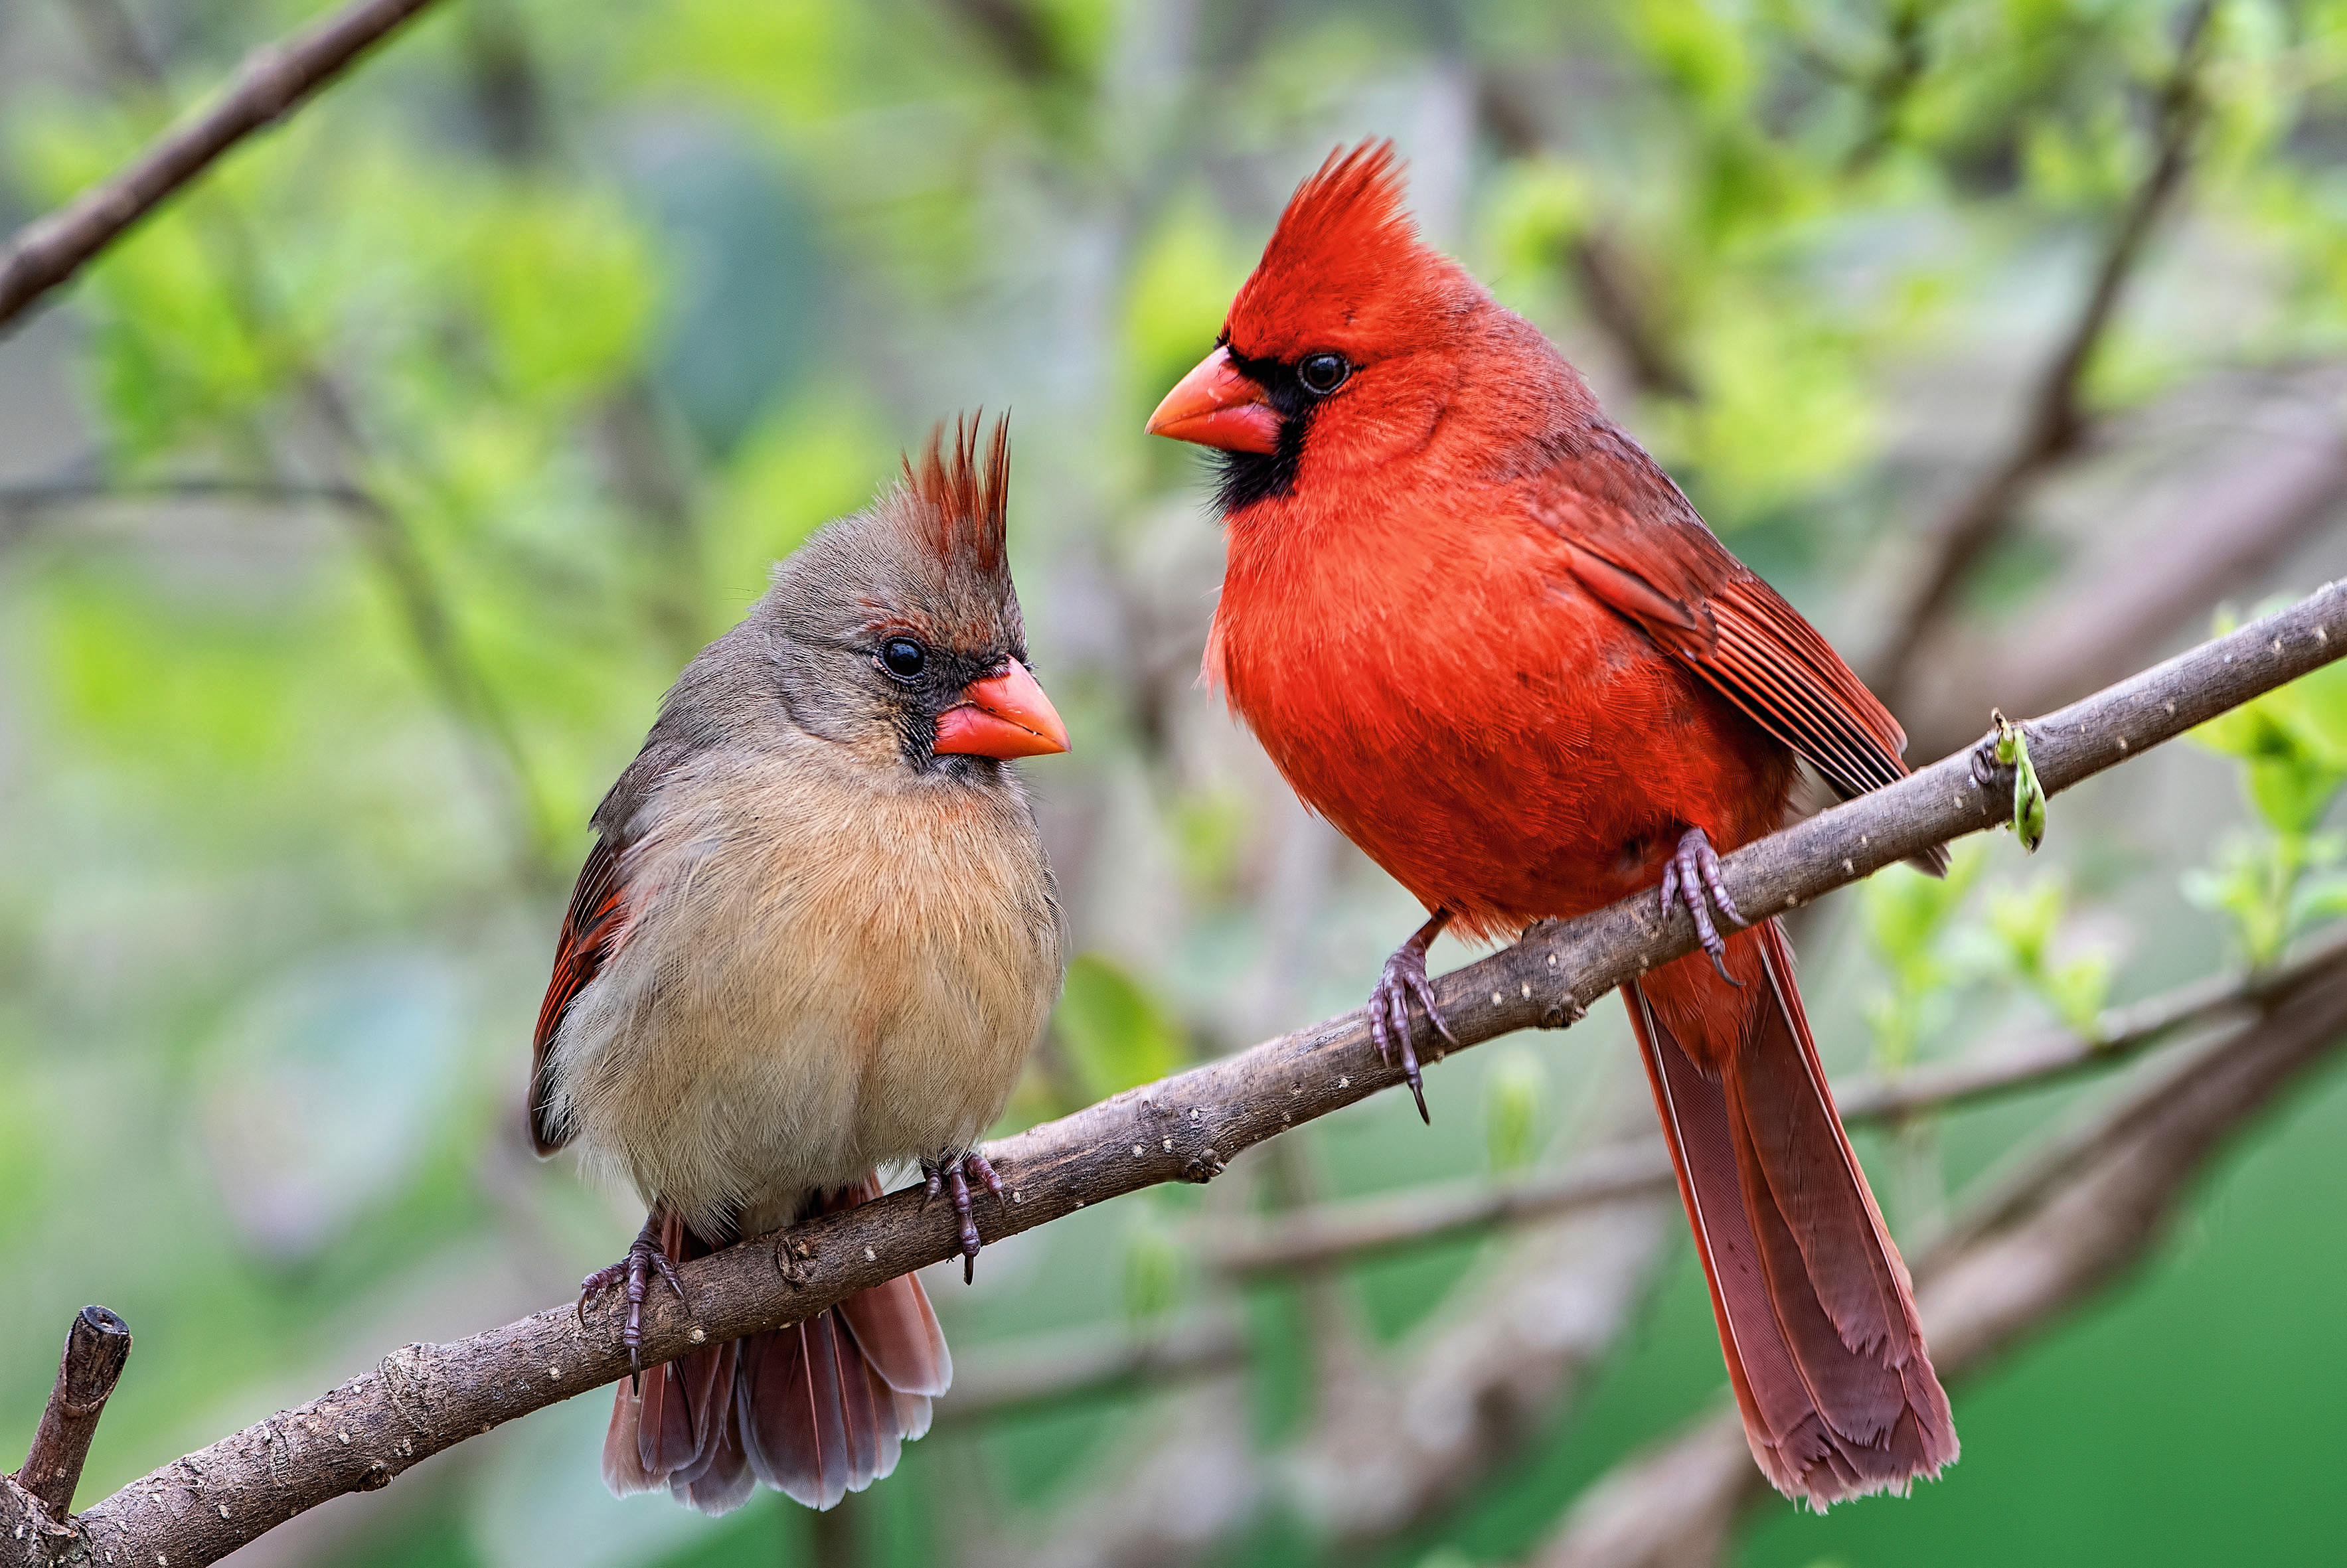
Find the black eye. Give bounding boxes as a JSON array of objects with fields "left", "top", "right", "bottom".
[
  {"left": 1297, "top": 353, "right": 1350, "bottom": 395},
  {"left": 880, "top": 639, "right": 926, "bottom": 679}
]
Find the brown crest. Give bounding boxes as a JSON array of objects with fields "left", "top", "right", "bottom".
[{"left": 901, "top": 412, "right": 1011, "bottom": 579}]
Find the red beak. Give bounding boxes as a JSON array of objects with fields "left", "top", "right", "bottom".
[
  {"left": 933, "top": 661, "right": 1071, "bottom": 760},
  {"left": 1145, "top": 345, "right": 1281, "bottom": 454}
]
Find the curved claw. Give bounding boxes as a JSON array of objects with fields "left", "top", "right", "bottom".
[
  {"left": 924, "top": 1150, "right": 1001, "bottom": 1284},
  {"left": 1662, "top": 828, "right": 1745, "bottom": 986},
  {"left": 1366, "top": 917, "right": 1456, "bottom": 1124},
  {"left": 967, "top": 1150, "right": 1011, "bottom": 1215},
  {"left": 578, "top": 1217, "right": 688, "bottom": 1373}
]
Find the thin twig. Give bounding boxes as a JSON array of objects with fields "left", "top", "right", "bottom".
[
  {"left": 935, "top": 1314, "right": 1252, "bottom": 1425},
  {"left": 0, "top": 477, "right": 380, "bottom": 518},
  {"left": 1208, "top": 1142, "right": 1676, "bottom": 1278},
  {"left": 0, "top": 0, "right": 446, "bottom": 333},
  {"left": 9, "top": 1309, "right": 131, "bottom": 1524},
  {"left": 1900, "top": 387, "right": 2347, "bottom": 761},
  {"left": 29, "top": 3, "right": 558, "bottom": 887},
  {"left": 2, "top": 586, "right": 2341, "bottom": 1568},
  {"left": 1870, "top": 0, "right": 2222, "bottom": 702},
  {"left": 1474, "top": 72, "right": 1696, "bottom": 402}
]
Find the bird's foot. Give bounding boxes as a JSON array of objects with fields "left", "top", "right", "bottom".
[
  {"left": 1368, "top": 911, "right": 1459, "bottom": 1124},
  {"left": 922, "top": 1150, "right": 1007, "bottom": 1284},
  {"left": 578, "top": 1214, "right": 687, "bottom": 1373},
  {"left": 1659, "top": 827, "right": 1744, "bottom": 984}
]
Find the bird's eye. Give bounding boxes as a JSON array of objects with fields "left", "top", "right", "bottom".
[
  {"left": 880, "top": 639, "right": 927, "bottom": 679},
  {"left": 1297, "top": 353, "right": 1351, "bottom": 396}
]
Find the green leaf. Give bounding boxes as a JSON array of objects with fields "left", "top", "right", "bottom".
[
  {"left": 2190, "top": 605, "right": 2347, "bottom": 834},
  {"left": 1055, "top": 953, "right": 1188, "bottom": 1103},
  {"left": 1988, "top": 876, "right": 2111, "bottom": 1037}
]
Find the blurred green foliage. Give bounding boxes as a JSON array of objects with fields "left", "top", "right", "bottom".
[
  {"left": 1056, "top": 951, "right": 1189, "bottom": 1103},
  {"left": 2191, "top": 608, "right": 2347, "bottom": 963},
  {"left": 1986, "top": 876, "right": 2113, "bottom": 1037},
  {"left": 6, "top": 1, "right": 2347, "bottom": 1567},
  {"left": 1481, "top": 1047, "right": 1550, "bottom": 1173}
]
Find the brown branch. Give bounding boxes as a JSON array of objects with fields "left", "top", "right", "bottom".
[
  {"left": 8, "top": 1308, "right": 131, "bottom": 1524},
  {"left": 19, "top": 1, "right": 556, "bottom": 886},
  {"left": 1870, "top": 0, "right": 2221, "bottom": 704},
  {"left": 0, "top": 477, "right": 380, "bottom": 519},
  {"left": 1900, "top": 384, "right": 2347, "bottom": 761},
  {"left": 1530, "top": 931, "right": 2347, "bottom": 1568},
  {"left": 1475, "top": 71, "right": 1696, "bottom": 403},
  {"left": 5, "top": 586, "right": 2343, "bottom": 1568},
  {"left": 959, "top": 920, "right": 2347, "bottom": 1447},
  {"left": 1208, "top": 1140, "right": 1676, "bottom": 1279},
  {"left": 986, "top": 1083, "right": 1678, "bottom": 1568},
  {"left": 1207, "top": 921, "right": 2347, "bottom": 1277},
  {"left": 0, "top": 0, "right": 445, "bottom": 332},
  {"left": 935, "top": 1314, "right": 1252, "bottom": 1425}
]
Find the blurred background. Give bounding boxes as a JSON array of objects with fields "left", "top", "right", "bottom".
[{"left": 5, "top": 0, "right": 2347, "bottom": 1564}]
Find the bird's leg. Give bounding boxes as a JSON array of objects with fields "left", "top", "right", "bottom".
[
  {"left": 1367, "top": 910, "right": 1459, "bottom": 1125},
  {"left": 1659, "top": 826, "right": 1745, "bottom": 984},
  {"left": 921, "top": 1150, "right": 1003, "bottom": 1284},
  {"left": 578, "top": 1212, "right": 688, "bottom": 1373}
]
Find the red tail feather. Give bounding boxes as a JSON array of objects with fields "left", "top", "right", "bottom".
[
  {"left": 1627, "top": 919, "right": 1956, "bottom": 1506},
  {"left": 603, "top": 1180, "right": 950, "bottom": 1515}
]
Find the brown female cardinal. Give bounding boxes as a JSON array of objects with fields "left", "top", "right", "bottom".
[
  {"left": 529, "top": 417, "right": 1068, "bottom": 1513},
  {"left": 1147, "top": 144, "right": 1955, "bottom": 1504}
]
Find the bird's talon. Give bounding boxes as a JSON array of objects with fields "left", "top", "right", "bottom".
[
  {"left": 967, "top": 1150, "right": 1011, "bottom": 1214},
  {"left": 579, "top": 1217, "right": 686, "bottom": 1362},
  {"left": 1406, "top": 971, "right": 1459, "bottom": 1047},
  {"left": 924, "top": 1152, "right": 994, "bottom": 1283},
  {"left": 1364, "top": 912, "right": 1452, "bottom": 1121},
  {"left": 1400, "top": 1043, "right": 1429, "bottom": 1124},
  {"left": 1665, "top": 828, "right": 1745, "bottom": 986}
]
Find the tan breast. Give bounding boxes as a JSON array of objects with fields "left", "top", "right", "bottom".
[{"left": 546, "top": 740, "right": 1064, "bottom": 1235}]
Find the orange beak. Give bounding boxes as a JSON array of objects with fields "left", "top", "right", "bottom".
[
  {"left": 933, "top": 661, "right": 1070, "bottom": 760},
  {"left": 1145, "top": 345, "right": 1281, "bottom": 453}
]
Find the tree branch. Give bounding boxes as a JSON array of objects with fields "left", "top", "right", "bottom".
[
  {"left": 1530, "top": 927, "right": 2347, "bottom": 1568},
  {"left": 939, "top": 919, "right": 2347, "bottom": 1433},
  {"left": 5, "top": 584, "right": 2343, "bottom": 1568},
  {"left": 935, "top": 1314, "right": 1252, "bottom": 1425},
  {"left": 8, "top": 1308, "right": 131, "bottom": 1524},
  {"left": 1869, "top": 0, "right": 2221, "bottom": 704},
  {"left": 0, "top": 477, "right": 381, "bottom": 520},
  {"left": 1474, "top": 71, "right": 1696, "bottom": 403},
  {"left": 983, "top": 1082, "right": 1678, "bottom": 1568},
  {"left": 1900, "top": 382, "right": 2347, "bottom": 761},
  {"left": 0, "top": 0, "right": 445, "bottom": 333}
]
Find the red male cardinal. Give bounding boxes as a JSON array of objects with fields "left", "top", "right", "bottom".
[
  {"left": 1149, "top": 144, "right": 1955, "bottom": 1504},
  {"left": 530, "top": 418, "right": 1068, "bottom": 1513}
]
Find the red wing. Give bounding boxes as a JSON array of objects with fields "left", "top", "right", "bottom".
[
  {"left": 1540, "top": 452, "right": 1942, "bottom": 868},
  {"left": 530, "top": 836, "right": 631, "bottom": 1155}
]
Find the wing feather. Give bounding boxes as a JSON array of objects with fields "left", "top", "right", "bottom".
[
  {"left": 1544, "top": 443, "right": 1947, "bottom": 874},
  {"left": 529, "top": 836, "right": 631, "bottom": 1154}
]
